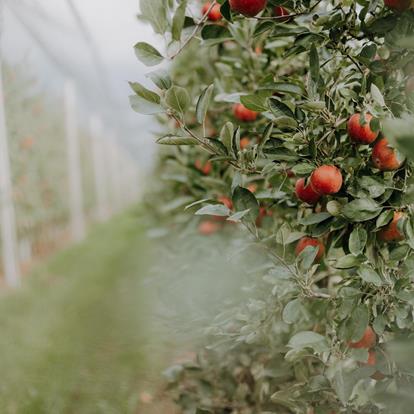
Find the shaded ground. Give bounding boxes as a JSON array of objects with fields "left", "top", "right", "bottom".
[{"left": 0, "top": 208, "right": 174, "bottom": 414}]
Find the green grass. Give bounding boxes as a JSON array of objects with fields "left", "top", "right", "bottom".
[{"left": 0, "top": 208, "right": 161, "bottom": 414}]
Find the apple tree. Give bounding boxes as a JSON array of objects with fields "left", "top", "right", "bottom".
[{"left": 132, "top": 0, "right": 414, "bottom": 412}]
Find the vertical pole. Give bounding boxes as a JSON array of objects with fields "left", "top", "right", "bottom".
[
  {"left": 64, "top": 80, "right": 85, "bottom": 242},
  {"left": 106, "top": 134, "right": 121, "bottom": 214},
  {"left": 0, "top": 0, "right": 20, "bottom": 287},
  {"left": 113, "top": 143, "right": 123, "bottom": 211},
  {"left": 90, "top": 116, "right": 108, "bottom": 221}
]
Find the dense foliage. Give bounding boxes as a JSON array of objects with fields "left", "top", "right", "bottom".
[{"left": 132, "top": 0, "right": 414, "bottom": 412}]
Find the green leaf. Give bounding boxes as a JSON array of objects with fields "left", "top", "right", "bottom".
[
  {"left": 366, "top": 15, "right": 397, "bottom": 34},
  {"left": 195, "top": 204, "right": 230, "bottom": 217},
  {"left": 165, "top": 86, "right": 191, "bottom": 113},
  {"left": 269, "top": 97, "right": 295, "bottom": 118},
  {"left": 298, "top": 246, "right": 319, "bottom": 271},
  {"left": 334, "top": 254, "right": 362, "bottom": 269},
  {"left": 156, "top": 135, "right": 198, "bottom": 145},
  {"left": 272, "top": 82, "right": 303, "bottom": 96},
  {"left": 342, "top": 198, "right": 381, "bottom": 222},
  {"left": 299, "top": 212, "right": 331, "bottom": 226},
  {"left": 129, "top": 95, "right": 163, "bottom": 115},
  {"left": 376, "top": 209, "right": 394, "bottom": 228},
  {"left": 291, "top": 163, "right": 315, "bottom": 175},
  {"left": 389, "top": 245, "right": 410, "bottom": 261},
  {"left": 371, "top": 83, "right": 385, "bottom": 107},
  {"left": 240, "top": 94, "right": 268, "bottom": 112},
  {"left": 285, "top": 232, "right": 306, "bottom": 244},
  {"left": 227, "top": 209, "right": 251, "bottom": 222},
  {"left": 288, "top": 331, "right": 328, "bottom": 352},
  {"left": 309, "top": 44, "right": 320, "bottom": 84},
  {"left": 196, "top": 84, "right": 214, "bottom": 124},
  {"left": 201, "top": 24, "right": 231, "bottom": 40},
  {"left": 203, "top": 137, "right": 228, "bottom": 155},
  {"left": 373, "top": 315, "right": 387, "bottom": 335},
  {"left": 128, "top": 82, "right": 160, "bottom": 104},
  {"left": 283, "top": 299, "right": 303, "bottom": 324},
  {"left": 358, "top": 265, "right": 383, "bottom": 287},
  {"left": 232, "top": 186, "right": 259, "bottom": 223},
  {"left": 358, "top": 176, "right": 386, "bottom": 199},
  {"left": 346, "top": 305, "right": 369, "bottom": 342},
  {"left": 349, "top": 227, "right": 367, "bottom": 256},
  {"left": 220, "top": 122, "right": 234, "bottom": 153},
  {"left": 145, "top": 69, "right": 172, "bottom": 90},
  {"left": 332, "top": 365, "right": 375, "bottom": 405},
  {"left": 134, "top": 42, "right": 164, "bottom": 66},
  {"left": 140, "top": 0, "right": 168, "bottom": 34},
  {"left": 172, "top": 0, "right": 187, "bottom": 41}
]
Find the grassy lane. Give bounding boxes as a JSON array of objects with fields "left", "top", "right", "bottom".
[{"left": 0, "top": 209, "right": 166, "bottom": 414}]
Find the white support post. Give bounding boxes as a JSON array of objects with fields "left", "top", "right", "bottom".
[
  {"left": 90, "top": 116, "right": 109, "bottom": 221},
  {"left": 0, "top": 62, "right": 20, "bottom": 287},
  {"left": 64, "top": 80, "right": 85, "bottom": 242},
  {"left": 105, "top": 134, "right": 121, "bottom": 214}
]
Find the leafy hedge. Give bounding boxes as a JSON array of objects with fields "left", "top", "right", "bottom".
[{"left": 132, "top": 0, "right": 414, "bottom": 412}]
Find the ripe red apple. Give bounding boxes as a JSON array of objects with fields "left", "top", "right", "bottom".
[
  {"left": 310, "top": 165, "right": 343, "bottom": 195},
  {"left": 202, "top": 2, "right": 222, "bottom": 21},
  {"left": 372, "top": 138, "right": 404, "bottom": 171},
  {"left": 295, "top": 178, "right": 321, "bottom": 204},
  {"left": 273, "top": 5, "right": 290, "bottom": 22},
  {"left": 198, "top": 220, "right": 220, "bottom": 235},
  {"left": 349, "top": 326, "right": 376, "bottom": 349},
  {"left": 295, "top": 237, "right": 325, "bottom": 261},
  {"left": 384, "top": 0, "right": 411, "bottom": 11},
  {"left": 379, "top": 211, "right": 405, "bottom": 242},
  {"left": 347, "top": 113, "right": 379, "bottom": 144},
  {"left": 240, "top": 137, "right": 250, "bottom": 149},
  {"left": 229, "top": 0, "right": 268, "bottom": 17},
  {"left": 218, "top": 195, "right": 233, "bottom": 210},
  {"left": 195, "top": 159, "right": 213, "bottom": 175},
  {"left": 233, "top": 103, "right": 258, "bottom": 122}
]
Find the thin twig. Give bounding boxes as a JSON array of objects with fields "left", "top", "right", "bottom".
[
  {"left": 346, "top": 53, "right": 364, "bottom": 74},
  {"left": 169, "top": 1, "right": 216, "bottom": 60}
]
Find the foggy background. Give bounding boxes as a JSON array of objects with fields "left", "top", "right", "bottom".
[{"left": 2, "top": 0, "right": 158, "bottom": 166}]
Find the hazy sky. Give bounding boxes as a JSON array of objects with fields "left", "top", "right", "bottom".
[{"left": 2, "top": 0, "right": 161, "bottom": 164}]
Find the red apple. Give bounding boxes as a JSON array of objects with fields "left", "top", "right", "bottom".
[
  {"left": 229, "top": 0, "right": 268, "bottom": 17},
  {"left": 233, "top": 103, "right": 258, "bottom": 122},
  {"left": 198, "top": 220, "right": 221, "bottom": 235},
  {"left": 202, "top": 2, "right": 222, "bottom": 21},
  {"left": 379, "top": 211, "right": 405, "bottom": 242},
  {"left": 273, "top": 5, "right": 290, "bottom": 22},
  {"left": 310, "top": 166, "right": 343, "bottom": 195},
  {"left": 349, "top": 326, "right": 376, "bottom": 349},
  {"left": 372, "top": 138, "right": 404, "bottom": 171},
  {"left": 295, "top": 237, "right": 325, "bottom": 261},
  {"left": 295, "top": 178, "right": 321, "bottom": 204},
  {"left": 218, "top": 195, "right": 233, "bottom": 210},
  {"left": 195, "top": 159, "right": 213, "bottom": 175},
  {"left": 347, "top": 113, "right": 379, "bottom": 144},
  {"left": 240, "top": 137, "right": 250, "bottom": 149},
  {"left": 384, "top": 0, "right": 411, "bottom": 11}
]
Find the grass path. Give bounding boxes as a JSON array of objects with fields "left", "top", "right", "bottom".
[{"left": 0, "top": 209, "right": 167, "bottom": 414}]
